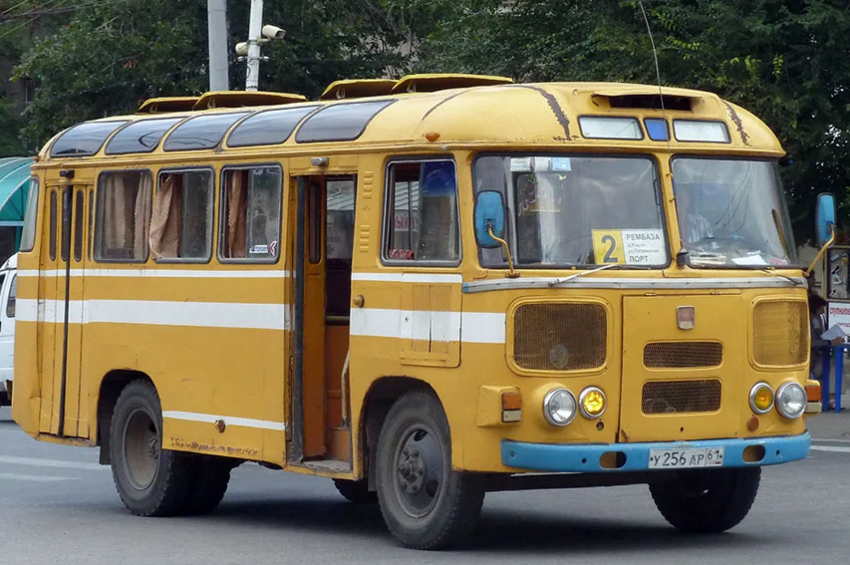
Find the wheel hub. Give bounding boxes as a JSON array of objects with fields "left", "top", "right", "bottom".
[{"left": 393, "top": 426, "right": 444, "bottom": 518}]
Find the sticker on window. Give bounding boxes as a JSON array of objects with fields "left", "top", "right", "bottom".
[{"left": 592, "top": 229, "right": 666, "bottom": 266}]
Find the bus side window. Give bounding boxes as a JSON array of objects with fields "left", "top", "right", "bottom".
[
  {"left": 383, "top": 159, "right": 460, "bottom": 264},
  {"left": 94, "top": 170, "right": 153, "bottom": 262},
  {"left": 219, "top": 165, "right": 282, "bottom": 262},
  {"left": 151, "top": 169, "right": 214, "bottom": 261}
]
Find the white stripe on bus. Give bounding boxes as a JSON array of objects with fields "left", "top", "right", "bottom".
[
  {"left": 162, "top": 411, "right": 287, "bottom": 431},
  {"left": 16, "top": 299, "right": 290, "bottom": 331},
  {"left": 350, "top": 308, "right": 505, "bottom": 344},
  {"left": 18, "top": 269, "right": 290, "bottom": 279},
  {"left": 17, "top": 300, "right": 506, "bottom": 342},
  {"left": 351, "top": 272, "right": 463, "bottom": 284}
]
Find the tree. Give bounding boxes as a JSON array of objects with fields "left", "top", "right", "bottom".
[
  {"left": 419, "top": 0, "right": 850, "bottom": 242},
  {"left": 11, "top": 0, "right": 444, "bottom": 152}
]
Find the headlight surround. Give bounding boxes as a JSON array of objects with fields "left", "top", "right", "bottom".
[
  {"left": 543, "top": 388, "right": 577, "bottom": 427},
  {"left": 749, "top": 382, "right": 774, "bottom": 415},
  {"left": 775, "top": 382, "right": 806, "bottom": 420},
  {"left": 579, "top": 387, "right": 606, "bottom": 419}
]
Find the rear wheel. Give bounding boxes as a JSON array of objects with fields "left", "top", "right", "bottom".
[
  {"left": 375, "top": 391, "right": 485, "bottom": 550},
  {"left": 649, "top": 467, "right": 761, "bottom": 533},
  {"left": 333, "top": 478, "right": 377, "bottom": 504},
  {"left": 181, "top": 456, "right": 234, "bottom": 515},
  {"left": 109, "top": 380, "right": 195, "bottom": 517}
]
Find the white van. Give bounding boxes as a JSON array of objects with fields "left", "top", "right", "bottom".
[{"left": 0, "top": 253, "right": 17, "bottom": 406}]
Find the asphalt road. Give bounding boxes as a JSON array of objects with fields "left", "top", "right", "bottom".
[{"left": 2, "top": 405, "right": 849, "bottom": 564}]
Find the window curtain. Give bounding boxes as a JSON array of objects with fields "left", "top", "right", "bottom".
[
  {"left": 133, "top": 173, "right": 152, "bottom": 260},
  {"left": 225, "top": 171, "right": 247, "bottom": 258},
  {"left": 149, "top": 174, "right": 183, "bottom": 258}
]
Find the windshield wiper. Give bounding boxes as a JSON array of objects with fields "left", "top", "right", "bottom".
[
  {"left": 759, "top": 268, "right": 803, "bottom": 285},
  {"left": 548, "top": 264, "right": 618, "bottom": 288}
]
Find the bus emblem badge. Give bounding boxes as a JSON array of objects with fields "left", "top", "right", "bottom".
[{"left": 677, "top": 306, "right": 695, "bottom": 330}]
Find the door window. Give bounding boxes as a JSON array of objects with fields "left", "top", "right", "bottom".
[{"left": 383, "top": 160, "right": 459, "bottom": 264}]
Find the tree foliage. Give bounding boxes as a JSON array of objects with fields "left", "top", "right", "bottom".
[
  {"left": 3, "top": 0, "right": 850, "bottom": 241},
  {"left": 420, "top": 0, "right": 850, "bottom": 241}
]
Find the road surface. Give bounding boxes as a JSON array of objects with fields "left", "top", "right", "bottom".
[{"left": 1, "top": 406, "right": 848, "bottom": 564}]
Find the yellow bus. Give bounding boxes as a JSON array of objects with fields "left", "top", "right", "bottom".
[{"left": 12, "top": 74, "right": 828, "bottom": 550}]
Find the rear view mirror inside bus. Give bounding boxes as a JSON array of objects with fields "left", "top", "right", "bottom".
[
  {"left": 816, "top": 192, "right": 837, "bottom": 247},
  {"left": 474, "top": 190, "right": 506, "bottom": 248}
]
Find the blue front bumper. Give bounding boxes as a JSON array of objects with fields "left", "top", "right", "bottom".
[{"left": 501, "top": 433, "right": 810, "bottom": 473}]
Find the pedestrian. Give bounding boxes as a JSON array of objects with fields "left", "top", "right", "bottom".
[{"left": 809, "top": 291, "right": 842, "bottom": 385}]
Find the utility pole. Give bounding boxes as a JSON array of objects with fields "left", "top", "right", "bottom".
[
  {"left": 207, "top": 0, "right": 229, "bottom": 92},
  {"left": 245, "top": 0, "right": 264, "bottom": 91}
]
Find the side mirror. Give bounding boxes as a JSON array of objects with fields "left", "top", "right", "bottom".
[
  {"left": 816, "top": 192, "right": 837, "bottom": 247},
  {"left": 474, "top": 191, "right": 506, "bottom": 248}
]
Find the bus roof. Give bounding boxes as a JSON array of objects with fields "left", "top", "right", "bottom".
[{"left": 36, "top": 80, "right": 783, "bottom": 163}]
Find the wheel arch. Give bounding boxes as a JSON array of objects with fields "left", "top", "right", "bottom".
[
  {"left": 96, "top": 369, "right": 155, "bottom": 465},
  {"left": 357, "top": 375, "right": 441, "bottom": 491}
]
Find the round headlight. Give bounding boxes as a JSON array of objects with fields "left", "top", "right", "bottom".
[
  {"left": 543, "top": 388, "right": 577, "bottom": 427},
  {"left": 749, "top": 382, "right": 774, "bottom": 414},
  {"left": 775, "top": 382, "right": 806, "bottom": 420},
  {"left": 579, "top": 387, "right": 606, "bottom": 419}
]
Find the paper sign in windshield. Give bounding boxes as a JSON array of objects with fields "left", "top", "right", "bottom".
[{"left": 592, "top": 229, "right": 666, "bottom": 265}]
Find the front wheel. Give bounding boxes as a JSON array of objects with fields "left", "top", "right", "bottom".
[
  {"left": 649, "top": 467, "right": 761, "bottom": 533},
  {"left": 375, "top": 391, "right": 485, "bottom": 550}
]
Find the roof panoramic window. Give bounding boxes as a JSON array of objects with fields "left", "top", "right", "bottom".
[
  {"left": 227, "top": 105, "right": 318, "bottom": 147},
  {"left": 295, "top": 100, "right": 395, "bottom": 143},
  {"left": 163, "top": 112, "right": 249, "bottom": 152},
  {"left": 579, "top": 116, "right": 643, "bottom": 140},
  {"left": 105, "top": 117, "right": 184, "bottom": 155},
  {"left": 673, "top": 120, "right": 731, "bottom": 143},
  {"left": 50, "top": 121, "right": 128, "bottom": 158}
]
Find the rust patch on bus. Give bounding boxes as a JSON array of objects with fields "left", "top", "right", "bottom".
[
  {"left": 723, "top": 102, "right": 750, "bottom": 146},
  {"left": 170, "top": 436, "right": 259, "bottom": 458},
  {"left": 509, "top": 84, "right": 575, "bottom": 141}
]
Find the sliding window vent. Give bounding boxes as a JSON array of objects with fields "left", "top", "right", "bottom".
[{"left": 602, "top": 94, "right": 695, "bottom": 112}]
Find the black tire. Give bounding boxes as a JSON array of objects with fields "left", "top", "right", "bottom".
[
  {"left": 181, "top": 456, "right": 234, "bottom": 515},
  {"left": 375, "top": 391, "right": 485, "bottom": 550},
  {"left": 333, "top": 478, "right": 378, "bottom": 504},
  {"left": 109, "top": 380, "right": 196, "bottom": 517},
  {"left": 649, "top": 467, "right": 761, "bottom": 533}
]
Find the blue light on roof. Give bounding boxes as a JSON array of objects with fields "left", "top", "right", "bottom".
[{"left": 644, "top": 118, "right": 669, "bottom": 141}]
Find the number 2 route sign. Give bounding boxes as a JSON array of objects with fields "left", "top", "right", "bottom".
[{"left": 591, "top": 229, "right": 666, "bottom": 266}]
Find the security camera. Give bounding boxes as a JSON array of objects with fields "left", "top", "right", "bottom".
[
  {"left": 262, "top": 25, "right": 285, "bottom": 40},
  {"left": 235, "top": 41, "right": 249, "bottom": 56}
]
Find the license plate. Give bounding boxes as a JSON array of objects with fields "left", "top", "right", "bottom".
[{"left": 648, "top": 447, "right": 724, "bottom": 469}]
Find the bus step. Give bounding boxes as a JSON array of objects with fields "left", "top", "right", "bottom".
[{"left": 328, "top": 426, "right": 351, "bottom": 462}]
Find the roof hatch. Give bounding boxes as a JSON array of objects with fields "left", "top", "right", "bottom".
[
  {"left": 390, "top": 73, "right": 513, "bottom": 94},
  {"left": 137, "top": 97, "right": 199, "bottom": 114},
  {"left": 591, "top": 91, "right": 697, "bottom": 112},
  {"left": 192, "top": 91, "right": 307, "bottom": 110},
  {"left": 321, "top": 79, "right": 396, "bottom": 100}
]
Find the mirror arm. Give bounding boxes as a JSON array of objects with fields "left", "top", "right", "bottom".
[
  {"left": 487, "top": 224, "right": 519, "bottom": 278},
  {"left": 807, "top": 223, "right": 836, "bottom": 276}
]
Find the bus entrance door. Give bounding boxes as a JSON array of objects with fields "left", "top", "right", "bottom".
[{"left": 292, "top": 175, "right": 356, "bottom": 464}]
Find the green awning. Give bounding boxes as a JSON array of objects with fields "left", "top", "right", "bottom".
[{"left": 0, "top": 157, "right": 33, "bottom": 225}]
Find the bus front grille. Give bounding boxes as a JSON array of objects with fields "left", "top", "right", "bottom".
[
  {"left": 643, "top": 342, "right": 723, "bottom": 368},
  {"left": 752, "top": 300, "right": 807, "bottom": 367},
  {"left": 642, "top": 379, "right": 722, "bottom": 414},
  {"left": 513, "top": 302, "right": 607, "bottom": 371}
]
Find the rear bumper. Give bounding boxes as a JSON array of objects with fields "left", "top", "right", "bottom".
[{"left": 501, "top": 432, "right": 810, "bottom": 473}]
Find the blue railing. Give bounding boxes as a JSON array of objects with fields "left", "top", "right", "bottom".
[{"left": 818, "top": 345, "right": 845, "bottom": 412}]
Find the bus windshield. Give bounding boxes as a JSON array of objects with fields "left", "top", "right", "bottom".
[
  {"left": 474, "top": 155, "right": 668, "bottom": 268},
  {"left": 672, "top": 158, "right": 797, "bottom": 268}
]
